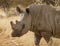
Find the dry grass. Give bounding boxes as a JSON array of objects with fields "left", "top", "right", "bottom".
[{"left": 0, "top": 16, "right": 60, "bottom": 46}]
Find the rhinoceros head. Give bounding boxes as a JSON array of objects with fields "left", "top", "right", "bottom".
[{"left": 10, "top": 6, "right": 30, "bottom": 37}]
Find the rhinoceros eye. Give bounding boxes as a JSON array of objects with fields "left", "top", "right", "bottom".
[
  {"left": 20, "top": 24, "right": 25, "bottom": 33},
  {"left": 22, "top": 24, "right": 25, "bottom": 29}
]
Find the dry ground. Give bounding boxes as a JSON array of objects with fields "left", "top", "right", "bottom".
[{"left": 0, "top": 16, "right": 60, "bottom": 46}]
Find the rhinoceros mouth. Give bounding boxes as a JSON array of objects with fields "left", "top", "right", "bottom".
[{"left": 11, "top": 23, "right": 25, "bottom": 37}]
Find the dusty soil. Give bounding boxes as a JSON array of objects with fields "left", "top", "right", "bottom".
[{"left": 0, "top": 16, "right": 60, "bottom": 46}]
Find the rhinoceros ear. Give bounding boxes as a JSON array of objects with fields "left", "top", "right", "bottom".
[
  {"left": 26, "top": 8, "right": 29, "bottom": 14},
  {"left": 16, "top": 6, "right": 24, "bottom": 13}
]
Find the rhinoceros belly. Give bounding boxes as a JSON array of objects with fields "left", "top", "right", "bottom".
[{"left": 31, "top": 14, "right": 52, "bottom": 33}]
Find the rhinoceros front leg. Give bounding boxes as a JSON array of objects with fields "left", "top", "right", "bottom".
[
  {"left": 43, "top": 32, "right": 52, "bottom": 46},
  {"left": 34, "top": 33, "right": 42, "bottom": 46},
  {"left": 45, "top": 37, "right": 52, "bottom": 46}
]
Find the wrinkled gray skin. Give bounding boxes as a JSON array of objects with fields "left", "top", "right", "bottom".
[{"left": 10, "top": 4, "right": 60, "bottom": 46}]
